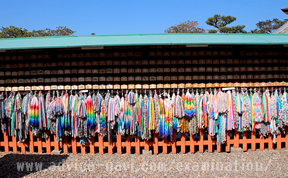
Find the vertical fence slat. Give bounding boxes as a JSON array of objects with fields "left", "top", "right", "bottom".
[
  {"left": 117, "top": 134, "right": 122, "bottom": 154},
  {"left": 81, "top": 145, "right": 85, "bottom": 154},
  {"left": 108, "top": 136, "right": 113, "bottom": 154},
  {"left": 135, "top": 136, "right": 140, "bottom": 154},
  {"left": 3, "top": 132, "right": 8, "bottom": 152},
  {"left": 190, "top": 134, "right": 195, "bottom": 153},
  {"left": 144, "top": 139, "right": 149, "bottom": 152},
  {"left": 226, "top": 131, "right": 231, "bottom": 152},
  {"left": 181, "top": 133, "right": 186, "bottom": 153},
  {"left": 251, "top": 131, "right": 256, "bottom": 151},
  {"left": 234, "top": 130, "right": 239, "bottom": 148},
  {"left": 54, "top": 135, "right": 59, "bottom": 151},
  {"left": 163, "top": 138, "right": 167, "bottom": 154},
  {"left": 63, "top": 136, "right": 68, "bottom": 154},
  {"left": 243, "top": 131, "right": 247, "bottom": 151},
  {"left": 72, "top": 137, "right": 77, "bottom": 154},
  {"left": 37, "top": 136, "right": 42, "bottom": 153},
  {"left": 46, "top": 133, "right": 51, "bottom": 154},
  {"left": 29, "top": 132, "right": 34, "bottom": 153},
  {"left": 90, "top": 136, "right": 95, "bottom": 154},
  {"left": 99, "top": 134, "right": 104, "bottom": 154},
  {"left": 208, "top": 135, "right": 213, "bottom": 153},
  {"left": 277, "top": 134, "right": 281, "bottom": 150},
  {"left": 199, "top": 130, "right": 204, "bottom": 153},
  {"left": 154, "top": 133, "right": 158, "bottom": 154},
  {"left": 172, "top": 130, "right": 176, "bottom": 154},
  {"left": 268, "top": 134, "right": 273, "bottom": 150},
  {"left": 260, "top": 136, "right": 264, "bottom": 150},
  {"left": 20, "top": 143, "right": 25, "bottom": 153},
  {"left": 12, "top": 135, "right": 17, "bottom": 152},
  {"left": 126, "top": 135, "right": 131, "bottom": 154}
]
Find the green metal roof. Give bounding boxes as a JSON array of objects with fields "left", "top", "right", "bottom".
[{"left": 0, "top": 33, "right": 288, "bottom": 50}]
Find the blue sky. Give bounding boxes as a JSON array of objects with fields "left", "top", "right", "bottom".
[{"left": 1, "top": 0, "right": 287, "bottom": 35}]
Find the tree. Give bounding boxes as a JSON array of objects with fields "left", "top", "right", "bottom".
[
  {"left": 205, "top": 14, "right": 246, "bottom": 33},
  {"left": 165, "top": 20, "right": 205, "bottom": 33},
  {"left": 0, "top": 26, "right": 34, "bottom": 38},
  {"left": 0, "top": 26, "right": 76, "bottom": 38},
  {"left": 251, "top": 18, "right": 287, "bottom": 34},
  {"left": 33, "top": 26, "right": 75, "bottom": 37}
]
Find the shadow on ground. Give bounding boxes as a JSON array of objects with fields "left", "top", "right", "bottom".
[{"left": 0, "top": 153, "right": 69, "bottom": 177}]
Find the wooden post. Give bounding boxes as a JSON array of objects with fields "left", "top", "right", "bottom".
[
  {"left": 234, "top": 130, "right": 239, "bottom": 148},
  {"left": 108, "top": 136, "right": 113, "bottom": 154},
  {"left": 163, "top": 138, "right": 168, "bottom": 154},
  {"left": 117, "top": 134, "right": 122, "bottom": 154},
  {"left": 29, "top": 132, "right": 34, "bottom": 153},
  {"left": 251, "top": 131, "right": 256, "bottom": 151},
  {"left": 62, "top": 136, "right": 68, "bottom": 154},
  {"left": 144, "top": 139, "right": 149, "bottom": 151},
  {"left": 3, "top": 132, "right": 8, "bottom": 152},
  {"left": 12, "top": 135, "right": 17, "bottom": 152},
  {"left": 260, "top": 136, "right": 264, "bottom": 150},
  {"left": 54, "top": 135, "right": 59, "bottom": 151},
  {"left": 37, "top": 136, "right": 42, "bottom": 153},
  {"left": 46, "top": 132, "right": 51, "bottom": 154},
  {"left": 98, "top": 134, "right": 104, "bottom": 154},
  {"left": 268, "top": 134, "right": 273, "bottom": 150},
  {"left": 172, "top": 130, "right": 176, "bottom": 154},
  {"left": 154, "top": 133, "right": 158, "bottom": 154},
  {"left": 199, "top": 130, "right": 204, "bottom": 153},
  {"left": 90, "top": 136, "right": 95, "bottom": 154},
  {"left": 242, "top": 131, "right": 247, "bottom": 151},
  {"left": 81, "top": 145, "right": 85, "bottom": 154},
  {"left": 226, "top": 131, "right": 231, "bottom": 152},
  {"left": 208, "top": 135, "right": 213, "bottom": 153},
  {"left": 135, "top": 136, "right": 140, "bottom": 154},
  {"left": 126, "top": 135, "right": 131, "bottom": 154},
  {"left": 20, "top": 143, "right": 25, "bottom": 153},
  {"left": 181, "top": 133, "right": 186, "bottom": 153},
  {"left": 286, "top": 127, "right": 288, "bottom": 150},
  {"left": 72, "top": 137, "right": 77, "bottom": 154},
  {"left": 277, "top": 134, "right": 281, "bottom": 150},
  {"left": 190, "top": 134, "right": 195, "bottom": 153}
]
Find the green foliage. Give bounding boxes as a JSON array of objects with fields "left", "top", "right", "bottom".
[
  {"left": 205, "top": 14, "right": 236, "bottom": 29},
  {"left": 208, "top": 29, "right": 218, "bottom": 33},
  {"left": 0, "top": 26, "right": 76, "bottom": 38},
  {"left": 205, "top": 14, "right": 246, "bottom": 33},
  {"left": 165, "top": 20, "right": 205, "bottom": 33},
  {"left": 0, "top": 26, "right": 34, "bottom": 38},
  {"left": 251, "top": 18, "right": 287, "bottom": 34},
  {"left": 33, "top": 26, "right": 75, "bottom": 37},
  {"left": 219, "top": 25, "right": 246, "bottom": 33}
]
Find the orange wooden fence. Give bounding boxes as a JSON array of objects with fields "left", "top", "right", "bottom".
[{"left": 0, "top": 128, "right": 288, "bottom": 154}]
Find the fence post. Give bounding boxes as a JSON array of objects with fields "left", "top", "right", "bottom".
[
  {"left": 181, "top": 133, "right": 186, "bottom": 153},
  {"left": 108, "top": 136, "right": 113, "bottom": 154},
  {"left": 234, "top": 130, "right": 239, "bottom": 148},
  {"left": 277, "top": 134, "right": 281, "bottom": 150},
  {"left": 3, "top": 132, "right": 8, "bottom": 152},
  {"left": 62, "top": 136, "right": 68, "bottom": 154},
  {"left": 163, "top": 138, "right": 168, "bottom": 154},
  {"left": 226, "top": 131, "right": 231, "bottom": 152},
  {"left": 251, "top": 131, "right": 256, "bottom": 151},
  {"left": 286, "top": 127, "right": 288, "bottom": 150},
  {"left": 90, "top": 136, "right": 95, "bottom": 154},
  {"left": 172, "top": 130, "right": 176, "bottom": 154},
  {"left": 154, "top": 132, "right": 158, "bottom": 154},
  {"left": 72, "top": 137, "right": 77, "bottom": 154},
  {"left": 12, "top": 135, "right": 17, "bottom": 152},
  {"left": 268, "top": 134, "right": 273, "bottom": 150},
  {"left": 260, "top": 136, "right": 265, "bottom": 150},
  {"left": 117, "top": 133, "right": 122, "bottom": 154},
  {"left": 29, "top": 132, "right": 34, "bottom": 153},
  {"left": 46, "top": 132, "right": 51, "bottom": 154},
  {"left": 99, "top": 134, "right": 104, "bottom": 154},
  {"left": 199, "top": 130, "right": 204, "bottom": 153},
  {"left": 135, "top": 136, "right": 140, "bottom": 154},
  {"left": 190, "top": 134, "right": 195, "bottom": 153},
  {"left": 37, "top": 136, "right": 42, "bottom": 153},
  {"left": 126, "top": 135, "right": 131, "bottom": 154},
  {"left": 242, "top": 131, "right": 247, "bottom": 151},
  {"left": 208, "top": 135, "right": 213, "bottom": 153}
]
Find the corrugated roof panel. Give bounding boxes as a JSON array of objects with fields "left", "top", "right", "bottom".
[{"left": 0, "top": 33, "right": 288, "bottom": 50}]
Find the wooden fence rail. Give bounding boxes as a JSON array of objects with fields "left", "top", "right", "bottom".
[{"left": 0, "top": 128, "right": 288, "bottom": 154}]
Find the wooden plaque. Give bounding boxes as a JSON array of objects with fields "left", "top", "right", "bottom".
[
  {"left": 51, "top": 85, "right": 58, "bottom": 90},
  {"left": 164, "top": 84, "right": 170, "bottom": 88},
  {"left": 114, "top": 84, "right": 120, "bottom": 89},
  {"left": 86, "top": 84, "right": 92, "bottom": 89},
  {"left": 135, "top": 84, "right": 142, "bottom": 89},
  {"left": 157, "top": 84, "right": 163, "bottom": 88},
  {"left": 25, "top": 86, "right": 31, "bottom": 91},
  {"left": 121, "top": 84, "right": 127, "bottom": 89},
  {"left": 93, "top": 85, "right": 99, "bottom": 89},
  {"left": 107, "top": 84, "right": 113, "bottom": 89},
  {"left": 185, "top": 83, "right": 192, "bottom": 88},
  {"left": 100, "top": 84, "right": 106, "bottom": 89},
  {"left": 150, "top": 84, "right": 156, "bottom": 89}
]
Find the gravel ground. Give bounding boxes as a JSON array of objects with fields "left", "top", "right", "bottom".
[{"left": 0, "top": 148, "right": 287, "bottom": 177}]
